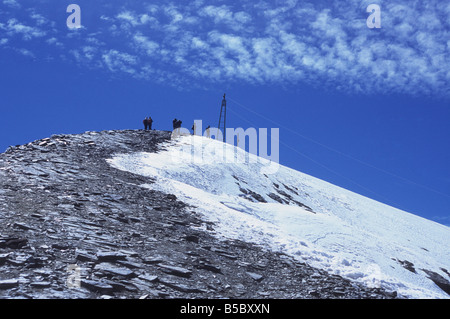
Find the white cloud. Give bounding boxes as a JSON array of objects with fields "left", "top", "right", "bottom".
[
  {"left": 3, "top": 0, "right": 20, "bottom": 9},
  {"left": 2, "top": 19, "right": 46, "bottom": 40},
  {"left": 98, "top": 1, "right": 450, "bottom": 95},
  {"left": 46, "top": 37, "right": 60, "bottom": 46},
  {"left": 102, "top": 49, "right": 139, "bottom": 74},
  {"left": 133, "top": 34, "right": 159, "bottom": 55},
  {"left": 3, "top": 0, "right": 447, "bottom": 96},
  {"left": 116, "top": 11, "right": 140, "bottom": 26},
  {"left": 209, "top": 32, "right": 249, "bottom": 58},
  {"left": 164, "top": 5, "right": 184, "bottom": 23},
  {"left": 191, "top": 37, "right": 209, "bottom": 50},
  {"left": 17, "top": 48, "right": 35, "bottom": 58},
  {"left": 139, "top": 14, "right": 156, "bottom": 25},
  {"left": 199, "top": 5, "right": 251, "bottom": 31},
  {"left": 30, "top": 13, "right": 48, "bottom": 26}
]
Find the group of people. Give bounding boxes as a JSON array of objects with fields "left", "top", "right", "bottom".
[
  {"left": 143, "top": 117, "right": 153, "bottom": 130},
  {"left": 172, "top": 118, "right": 182, "bottom": 130},
  {"left": 142, "top": 116, "right": 182, "bottom": 131},
  {"left": 143, "top": 116, "right": 211, "bottom": 137}
]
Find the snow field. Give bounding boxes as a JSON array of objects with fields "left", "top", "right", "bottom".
[{"left": 108, "top": 135, "right": 450, "bottom": 298}]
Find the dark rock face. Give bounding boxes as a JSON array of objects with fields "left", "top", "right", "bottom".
[
  {"left": 394, "top": 259, "right": 416, "bottom": 274},
  {"left": 421, "top": 269, "right": 450, "bottom": 295},
  {"left": 0, "top": 130, "right": 398, "bottom": 299}
]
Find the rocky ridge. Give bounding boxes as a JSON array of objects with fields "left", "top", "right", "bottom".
[{"left": 0, "top": 130, "right": 398, "bottom": 299}]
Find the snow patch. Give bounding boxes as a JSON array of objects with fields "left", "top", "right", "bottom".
[{"left": 108, "top": 135, "right": 450, "bottom": 299}]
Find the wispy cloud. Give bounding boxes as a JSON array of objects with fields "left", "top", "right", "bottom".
[
  {"left": 133, "top": 33, "right": 159, "bottom": 55},
  {"left": 1, "top": 18, "right": 46, "bottom": 40},
  {"left": 102, "top": 49, "right": 139, "bottom": 75},
  {"left": 199, "top": 4, "right": 252, "bottom": 31},
  {"left": 1, "top": 0, "right": 449, "bottom": 96},
  {"left": 2, "top": 0, "right": 20, "bottom": 9},
  {"left": 16, "top": 47, "right": 35, "bottom": 58}
]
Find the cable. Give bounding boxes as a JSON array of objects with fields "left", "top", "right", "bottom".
[
  {"left": 227, "top": 106, "right": 403, "bottom": 207},
  {"left": 228, "top": 96, "right": 450, "bottom": 200}
]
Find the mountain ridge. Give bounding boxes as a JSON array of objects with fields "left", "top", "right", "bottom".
[
  {"left": 109, "top": 132, "right": 450, "bottom": 298},
  {"left": 0, "top": 129, "right": 445, "bottom": 299}
]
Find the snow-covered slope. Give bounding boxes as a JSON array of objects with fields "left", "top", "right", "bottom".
[{"left": 108, "top": 135, "right": 450, "bottom": 299}]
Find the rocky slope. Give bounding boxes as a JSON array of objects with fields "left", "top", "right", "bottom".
[{"left": 0, "top": 130, "right": 398, "bottom": 299}]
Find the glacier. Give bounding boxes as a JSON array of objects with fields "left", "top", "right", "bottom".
[{"left": 108, "top": 134, "right": 450, "bottom": 299}]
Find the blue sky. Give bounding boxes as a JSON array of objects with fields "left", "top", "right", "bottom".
[{"left": 0, "top": 0, "right": 449, "bottom": 226}]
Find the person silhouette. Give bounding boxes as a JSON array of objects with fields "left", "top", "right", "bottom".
[
  {"left": 148, "top": 116, "right": 153, "bottom": 130},
  {"left": 143, "top": 117, "right": 149, "bottom": 130}
]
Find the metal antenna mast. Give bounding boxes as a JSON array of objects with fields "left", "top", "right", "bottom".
[{"left": 217, "top": 93, "right": 227, "bottom": 142}]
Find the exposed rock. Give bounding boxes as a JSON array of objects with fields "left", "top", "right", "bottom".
[
  {"left": 198, "top": 263, "right": 221, "bottom": 274},
  {"left": 138, "top": 274, "right": 158, "bottom": 283},
  {"left": 94, "top": 264, "right": 136, "bottom": 279},
  {"left": 166, "top": 194, "right": 177, "bottom": 201},
  {"left": 75, "top": 250, "right": 97, "bottom": 262},
  {"left": 333, "top": 288, "right": 346, "bottom": 296},
  {"left": 441, "top": 268, "right": 450, "bottom": 278},
  {"left": 0, "top": 279, "right": 19, "bottom": 290},
  {"left": 158, "top": 264, "right": 193, "bottom": 278},
  {"left": 30, "top": 281, "right": 52, "bottom": 289},
  {"left": 96, "top": 251, "right": 128, "bottom": 262},
  {"left": 13, "top": 222, "right": 36, "bottom": 231},
  {"left": 395, "top": 259, "right": 416, "bottom": 273},
  {"left": 158, "top": 278, "right": 206, "bottom": 293},
  {"left": 51, "top": 243, "right": 70, "bottom": 250},
  {"left": 184, "top": 235, "right": 199, "bottom": 243},
  {"left": 80, "top": 280, "right": 114, "bottom": 294},
  {"left": 142, "top": 256, "right": 164, "bottom": 265},
  {"left": 267, "top": 192, "right": 288, "bottom": 204},
  {"left": 0, "top": 130, "right": 401, "bottom": 299},
  {"left": 210, "top": 247, "right": 238, "bottom": 260},
  {"left": 247, "top": 272, "right": 264, "bottom": 282},
  {"left": 248, "top": 190, "right": 267, "bottom": 203},
  {"left": 0, "top": 237, "right": 28, "bottom": 249},
  {"left": 0, "top": 253, "right": 11, "bottom": 264},
  {"left": 421, "top": 269, "right": 450, "bottom": 295}
]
